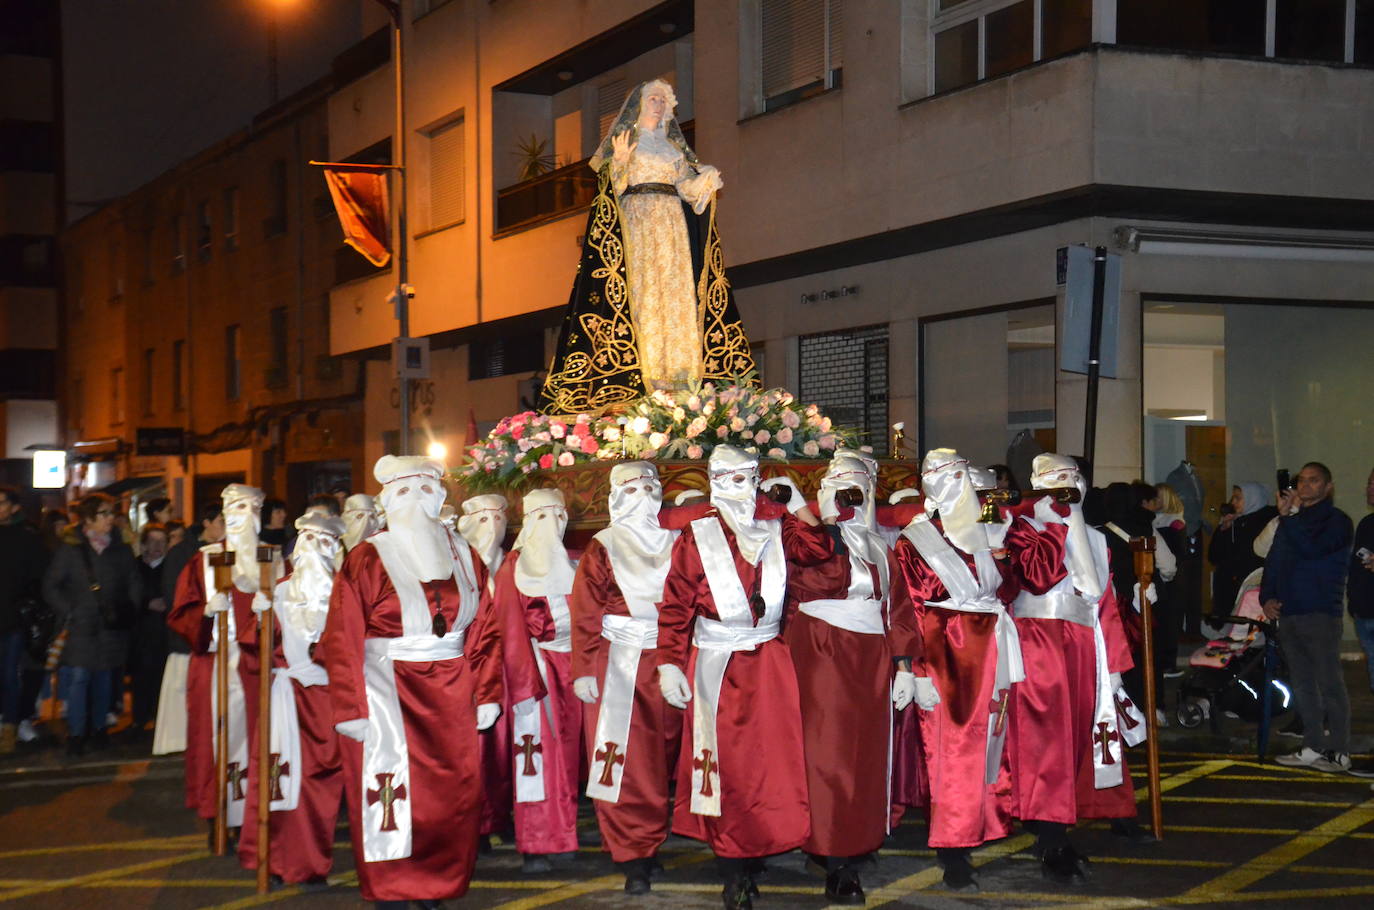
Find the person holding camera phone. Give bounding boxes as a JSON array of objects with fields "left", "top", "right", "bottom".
[
  {"left": 41, "top": 492, "right": 142, "bottom": 756},
  {"left": 1347, "top": 467, "right": 1374, "bottom": 699},
  {"left": 1208, "top": 482, "right": 1277, "bottom": 625},
  {"left": 1265, "top": 463, "right": 1354, "bottom": 773}
]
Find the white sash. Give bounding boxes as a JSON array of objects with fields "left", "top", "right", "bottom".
[
  {"left": 514, "top": 589, "right": 573, "bottom": 805},
  {"left": 358, "top": 531, "right": 477, "bottom": 862},
  {"left": 903, "top": 518, "right": 1023, "bottom": 785},
  {"left": 267, "top": 579, "right": 331, "bottom": 812},
  {"left": 687, "top": 516, "right": 785, "bottom": 816},
  {"left": 152, "top": 652, "right": 190, "bottom": 755},
  {"left": 586, "top": 612, "right": 658, "bottom": 803},
  {"left": 204, "top": 557, "right": 248, "bottom": 828},
  {"left": 798, "top": 598, "right": 886, "bottom": 634}
]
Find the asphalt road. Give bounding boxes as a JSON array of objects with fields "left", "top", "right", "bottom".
[{"left": 4, "top": 662, "right": 1374, "bottom": 909}]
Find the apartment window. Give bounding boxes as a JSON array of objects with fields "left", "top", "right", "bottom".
[
  {"left": 142, "top": 348, "right": 155, "bottom": 416},
  {"left": 171, "top": 213, "right": 186, "bottom": 273},
  {"left": 1361, "top": 0, "right": 1374, "bottom": 63},
  {"left": 225, "top": 324, "right": 241, "bottom": 400},
  {"left": 1116, "top": 0, "right": 1266, "bottom": 56},
  {"left": 172, "top": 339, "right": 185, "bottom": 411},
  {"left": 469, "top": 331, "right": 545, "bottom": 380},
  {"left": 111, "top": 366, "right": 125, "bottom": 426},
  {"left": 427, "top": 115, "right": 465, "bottom": 230},
  {"left": 196, "top": 201, "right": 212, "bottom": 261},
  {"left": 108, "top": 238, "right": 124, "bottom": 301},
  {"left": 265, "top": 159, "right": 288, "bottom": 237},
  {"left": 224, "top": 186, "right": 240, "bottom": 251},
  {"left": 931, "top": 0, "right": 1091, "bottom": 94},
  {"left": 798, "top": 324, "right": 889, "bottom": 455},
  {"left": 268, "top": 307, "right": 288, "bottom": 388},
  {"left": 1275, "top": 0, "right": 1346, "bottom": 61},
  {"left": 597, "top": 78, "right": 629, "bottom": 140},
  {"left": 761, "top": 0, "right": 845, "bottom": 112}
]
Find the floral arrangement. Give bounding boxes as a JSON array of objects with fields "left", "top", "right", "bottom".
[{"left": 456, "top": 380, "right": 860, "bottom": 491}]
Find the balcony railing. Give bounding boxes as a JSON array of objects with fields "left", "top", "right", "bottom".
[{"left": 495, "top": 158, "right": 597, "bottom": 236}]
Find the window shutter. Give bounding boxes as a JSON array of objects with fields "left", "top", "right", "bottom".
[
  {"left": 762, "top": 0, "right": 842, "bottom": 101},
  {"left": 597, "top": 78, "right": 628, "bottom": 141},
  {"left": 429, "top": 117, "right": 465, "bottom": 227}
]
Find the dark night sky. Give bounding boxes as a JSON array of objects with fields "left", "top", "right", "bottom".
[{"left": 62, "top": 0, "right": 363, "bottom": 221}]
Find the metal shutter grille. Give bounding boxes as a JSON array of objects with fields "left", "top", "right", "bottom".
[
  {"left": 798, "top": 323, "right": 889, "bottom": 456},
  {"left": 598, "top": 78, "right": 628, "bottom": 141},
  {"left": 429, "top": 117, "right": 465, "bottom": 227},
  {"left": 762, "top": 0, "right": 842, "bottom": 100}
]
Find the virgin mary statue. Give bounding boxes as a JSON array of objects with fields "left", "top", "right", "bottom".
[{"left": 536, "top": 80, "right": 757, "bottom": 415}]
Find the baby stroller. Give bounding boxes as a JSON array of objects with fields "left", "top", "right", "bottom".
[{"left": 1175, "top": 569, "right": 1293, "bottom": 743}]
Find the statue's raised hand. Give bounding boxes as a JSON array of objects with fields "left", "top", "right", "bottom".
[{"left": 611, "top": 130, "right": 637, "bottom": 165}]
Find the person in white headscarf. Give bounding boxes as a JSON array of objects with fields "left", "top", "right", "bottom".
[
  {"left": 167, "top": 483, "right": 276, "bottom": 834},
  {"left": 236, "top": 512, "right": 345, "bottom": 884},
  {"left": 782, "top": 453, "right": 923, "bottom": 905},
  {"left": 1002, "top": 454, "right": 1140, "bottom": 881},
  {"left": 341, "top": 494, "right": 383, "bottom": 552},
  {"left": 656, "top": 445, "right": 833, "bottom": 909},
  {"left": 457, "top": 493, "right": 525, "bottom": 846},
  {"left": 890, "top": 449, "right": 1022, "bottom": 891},
  {"left": 568, "top": 462, "right": 681, "bottom": 894},
  {"left": 319, "top": 455, "right": 502, "bottom": 907},
  {"left": 491, "top": 488, "right": 581, "bottom": 873}
]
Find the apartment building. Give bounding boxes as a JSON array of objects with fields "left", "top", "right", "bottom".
[
  {"left": 0, "top": 0, "right": 61, "bottom": 508},
  {"left": 60, "top": 77, "right": 367, "bottom": 520},
  {"left": 324, "top": 0, "right": 1374, "bottom": 529}
]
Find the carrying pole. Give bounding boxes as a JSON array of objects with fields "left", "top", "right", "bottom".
[
  {"left": 208, "top": 545, "right": 234, "bottom": 856},
  {"left": 255, "top": 547, "right": 279, "bottom": 893},
  {"left": 1131, "top": 534, "right": 1164, "bottom": 840},
  {"left": 1082, "top": 246, "right": 1108, "bottom": 468}
]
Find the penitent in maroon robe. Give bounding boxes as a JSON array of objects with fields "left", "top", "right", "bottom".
[
  {"left": 1074, "top": 583, "right": 1138, "bottom": 821},
  {"left": 319, "top": 542, "right": 501, "bottom": 903},
  {"left": 657, "top": 500, "right": 832, "bottom": 858},
  {"left": 571, "top": 539, "right": 682, "bottom": 863},
  {"left": 493, "top": 551, "right": 581, "bottom": 857},
  {"left": 167, "top": 550, "right": 262, "bottom": 821},
  {"left": 892, "top": 523, "right": 1019, "bottom": 850},
  {"left": 237, "top": 575, "right": 345, "bottom": 883},
  {"left": 785, "top": 540, "right": 921, "bottom": 860}
]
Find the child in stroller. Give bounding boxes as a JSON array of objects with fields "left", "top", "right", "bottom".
[{"left": 1176, "top": 569, "right": 1293, "bottom": 733}]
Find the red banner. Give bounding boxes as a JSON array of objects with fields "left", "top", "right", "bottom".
[{"left": 323, "top": 168, "right": 391, "bottom": 267}]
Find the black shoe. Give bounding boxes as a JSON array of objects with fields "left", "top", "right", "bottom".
[
  {"left": 1109, "top": 819, "right": 1159, "bottom": 844},
  {"left": 476, "top": 836, "right": 492, "bottom": 854},
  {"left": 549, "top": 851, "right": 577, "bottom": 869},
  {"left": 300, "top": 875, "right": 330, "bottom": 892},
  {"left": 722, "top": 876, "right": 753, "bottom": 910},
  {"left": 824, "top": 866, "right": 865, "bottom": 905},
  {"left": 521, "top": 854, "right": 553, "bottom": 874},
  {"left": 647, "top": 855, "right": 665, "bottom": 879},
  {"left": 624, "top": 871, "right": 651, "bottom": 894},
  {"left": 65, "top": 735, "right": 86, "bottom": 758},
  {"left": 414, "top": 901, "right": 445, "bottom": 910},
  {"left": 1041, "top": 844, "right": 1090, "bottom": 883},
  {"left": 937, "top": 849, "right": 977, "bottom": 891}
]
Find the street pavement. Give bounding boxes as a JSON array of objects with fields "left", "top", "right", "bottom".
[{"left": 4, "top": 661, "right": 1374, "bottom": 909}]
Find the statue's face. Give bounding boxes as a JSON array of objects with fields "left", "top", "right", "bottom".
[{"left": 639, "top": 87, "right": 668, "bottom": 130}]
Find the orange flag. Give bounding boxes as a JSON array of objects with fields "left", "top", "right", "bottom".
[{"left": 323, "top": 168, "right": 391, "bottom": 267}]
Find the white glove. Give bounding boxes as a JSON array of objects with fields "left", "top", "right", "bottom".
[
  {"left": 657, "top": 664, "right": 692, "bottom": 709},
  {"left": 512, "top": 697, "right": 538, "bottom": 717},
  {"left": 1109, "top": 671, "right": 1123, "bottom": 690},
  {"left": 1132, "top": 583, "right": 1158, "bottom": 612},
  {"left": 206, "top": 592, "right": 230, "bottom": 616},
  {"left": 760, "top": 476, "right": 805, "bottom": 514},
  {"left": 891, "top": 670, "right": 917, "bottom": 711},
  {"left": 475, "top": 703, "right": 500, "bottom": 730},
  {"left": 1033, "top": 495, "right": 1064, "bottom": 525},
  {"left": 251, "top": 591, "right": 272, "bottom": 614},
  {"left": 914, "top": 676, "right": 941, "bottom": 711},
  {"left": 572, "top": 677, "right": 600, "bottom": 704},
  {"left": 335, "top": 718, "right": 368, "bottom": 742}
]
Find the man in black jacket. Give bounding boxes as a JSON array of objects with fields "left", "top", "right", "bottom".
[
  {"left": 1, "top": 485, "right": 49, "bottom": 754},
  {"left": 1349, "top": 467, "right": 1374, "bottom": 697}
]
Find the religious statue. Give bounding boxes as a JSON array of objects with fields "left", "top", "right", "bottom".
[{"left": 536, "top": 79, "right": 757, "bottom": 415}]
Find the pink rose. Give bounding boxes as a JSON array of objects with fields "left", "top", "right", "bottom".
[
  {"left": 767, "top": 447, "right": 785, "bottom": 459},
  {"left": 631, "top": 416, "right": 651, "bottom": 434},
  {"left": 776, "top": 427, "right": 793, "bottom": 444},
  {"left": 687, "top": 444, "right": 704, "bottom": 459},
  {"left": 819, "top": 434, "right": 836, "bottom": 450},
  {"left": 648, "top": 432, "right": 668, "bottom": 449},
  {"left": 717, "top": 425, "right": 730, "bottom": 439},
  {"left": 576, "top": 413, "right": 591, "bottom": 424},
  {"left": 521, "top": 463, "right": 534, "bottom": 473},
  {"left": 746, "top": 413, "right": 759, "bottom": 426},
  {"left": 557, "top": 451, "right": 575, "bottom": 467},
  {"left": 703, "top": 402, "right": 716, "bottom": 416},
  {"left": 672, "top": 407, "right": 686, "bottom": 423},
  {"left": 686, "top": 416, "right": 707, "bottom": 438},
  {"left": 782, "top": 410, "right": 801, "bottom": 429},
  {"left": 511, "top": 425, "right": 525, "bottom": 440},
  {"left": 820, "top": 417, "right": 832, "bottom": 432},
  {"left": 687, "top": 395, "right": 702, "bottom": 411},
  {"left": 729, "top": 417, "right": 746, "bottom": 432},
  {"left": 534, "top": 431, "right": 552, "bottom": 443},
  {"left": 539, "top": 454, "right": 554, "bottom": 469},
  {"left": 603, "top": 426, "right": 622, "bottom": 442},
  {"left": 550, "top": 422, "right": 567, "bottom": 439},
  {"left": 572, "top": 422, "right": 591, "bottom": 437},
  {"left": 802, "top": 441, "right": 820, "bottom": 457},
  {"left": 754, "top": 429, "right": 771, "bottom": 444},
  {"left": 580, "top": 435, "right": 599, "bottom": 454}
]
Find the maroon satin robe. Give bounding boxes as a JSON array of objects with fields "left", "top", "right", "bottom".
[
  {"left": 477, "top": 549, "right": 519, "bottom": 839},
  {"left": 236, "top": 572, "right": 345, "bottom": 883},
  {"left": 319, "top": 543, "right": 501, "bottom": 903},
  {"left": 571, "top": 539, "right": 682, "bottom": 863},
  {"left": 493, "top": 551, "right": 582, "bottom": 857},
  {"left": 892, "top": 524, "right": 1019, "bottom": 849},
  {"left": 166, "top": 551, "right": 262, "bottom": 821},
  {"left": 657, "top": 501, "right": 832, "bottom": 858},
  {"left": 785, "top": 544, "right": 921, "bottom": 859},
  {"left": 1075, "top": 578, "right": 1138, "bottom": 820}
]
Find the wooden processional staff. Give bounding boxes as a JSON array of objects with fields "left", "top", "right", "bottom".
[
  {"left": 255, "top": 544, "right": 279, "bottom": 894},
  {"left": 206, "top": 544, "right": 235, "bottom": 857},
  {"left": 1130, "top": 534, "right": 1164, "bottom": 840}
]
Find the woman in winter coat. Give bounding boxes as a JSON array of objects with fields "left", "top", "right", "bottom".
[
  {"left": 41, "top": 493, "right": 141, "bottom": 755},
  {"left": 1208, "top": 482, "right": 1277, "bottom": 622}
]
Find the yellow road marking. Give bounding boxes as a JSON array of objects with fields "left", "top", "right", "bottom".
[
  {"left": 0, "top": 834, "right": 204, "bottom": 859},
  {"left": 0, "top": 851, "right": 208, "bottom": 901},
  {"left": 1288, "top": 864, "right": 1374, "bottom": 877},
  {"left": 1161, "top": 824, "right": 1300, "bottom": 836},
  {"left": 1205, "top": 773, "right": 1374, "bottom": 784},
  {"left": 1163, "top": 795, "right": 1357, "bottom": 808},
  {"left": 200, "top": 871, "right": 359, "bottom": 909},
  {"left": 865, "top": 833, "right": 1037, "bottom": 907},
  {"left": 483, "top": 852, "right": 710, "bottom": 910},
  {"left": 1167, "top": 883, "right": 1374, "bottom": 904},
  {"left": 1144, "top": 758, "right": 1234, "bottom": 798},
  {"left": 1176, "top": 796, "right": 1374, "bottom": 898}
]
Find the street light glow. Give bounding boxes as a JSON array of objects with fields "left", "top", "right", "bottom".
[{"left": 427, "top": 441, "right": 447, "bottom": 461}]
